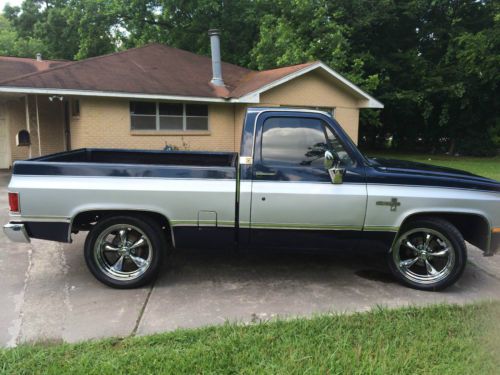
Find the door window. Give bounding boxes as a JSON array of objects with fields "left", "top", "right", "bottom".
[
  {"left": 261, "top": 117, "right": 328, "bottom": 169},
  {"left": 260, "top": 117, "right": 354, "bottom": 171}
]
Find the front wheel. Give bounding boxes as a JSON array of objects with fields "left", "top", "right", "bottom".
[
  {"left": 388, "top": 217, "right": 467, "bottom": 291},
  {"left": 84, "top": 215, "right": 166, "bottom": 288}
]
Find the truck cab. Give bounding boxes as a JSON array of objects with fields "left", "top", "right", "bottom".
[{"left": 237, "top": 108, "right": 368, "bottom": 251}]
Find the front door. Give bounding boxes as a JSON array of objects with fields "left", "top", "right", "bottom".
[
  {"left": 0, "top": 103, "right": 11, "bottom": 169},
  {"left": 249, "top": 112, "right": 367, "bottom": 249}
]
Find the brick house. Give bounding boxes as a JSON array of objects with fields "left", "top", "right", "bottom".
[{"left": 0, "top": 31, "right": 382, "bottom": 168}]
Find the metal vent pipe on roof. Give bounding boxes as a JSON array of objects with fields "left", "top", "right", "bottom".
[{"left": 208, "top": 29, "right": 224, "bottom": 87}]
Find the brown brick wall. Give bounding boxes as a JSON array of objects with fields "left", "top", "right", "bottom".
[
  {"left": 7, "top": 97, "right": 30, "bottom": 162},
  {"left": 71, "top": 97, "right": 239, "bottom": 152}
]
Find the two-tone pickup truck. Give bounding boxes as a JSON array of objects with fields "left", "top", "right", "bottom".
[{"left": 4, "top": 108, "right": 500, "bottom": 290}]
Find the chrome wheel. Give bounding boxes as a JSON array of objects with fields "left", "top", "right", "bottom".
[
  {"left": 393, "top": 228, "right": 455, "bottom": 285},
  {"left": 94, "top": 224, "right": 153, "bottom": 281}
]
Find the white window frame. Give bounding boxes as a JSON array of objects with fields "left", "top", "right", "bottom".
[{"left": 130, "top": 101, "right": 209, "bottom": 132}]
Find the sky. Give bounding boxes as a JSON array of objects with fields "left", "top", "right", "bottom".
[{"left": 1, "top": 0, "right": 23, "bottom": 11}]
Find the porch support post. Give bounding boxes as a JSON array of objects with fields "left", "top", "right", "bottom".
[
  {"left": 24, "top": 95, "right": 31, "bottom": 159},
  {"left": 35, "top": 94, "right": 42, "bottom": 156}
]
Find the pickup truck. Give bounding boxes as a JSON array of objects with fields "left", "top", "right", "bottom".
[{"left": 4, "top": 108, "right": 500, "bottom": 290}]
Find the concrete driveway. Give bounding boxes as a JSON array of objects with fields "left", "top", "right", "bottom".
[{"left": 1, "top": 170, "right": 499, "bottom": 347}]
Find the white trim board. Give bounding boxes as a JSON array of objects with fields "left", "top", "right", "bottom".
[{"left": 0, "top": 87, "right": 229, "bottom": 103}]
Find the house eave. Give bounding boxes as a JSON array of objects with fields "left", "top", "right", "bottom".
[{"left": 0, "top": 87, "right": 233, "bottom": 103}]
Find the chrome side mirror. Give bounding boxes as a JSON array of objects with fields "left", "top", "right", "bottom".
[
  {"left": 324, "top": 150, "right": 335, "bottom": 170},
  {"left": 324, "top": 150, "right": 345, "bottom": 184}
]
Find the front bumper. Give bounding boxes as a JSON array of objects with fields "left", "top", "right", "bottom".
[{"left": 3, "top": 223, "right": 30, "bottom": 243}]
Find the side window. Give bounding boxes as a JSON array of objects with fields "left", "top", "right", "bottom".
[
  {"left": 325, "top": 126, "right": 355, "bottom": 167},
  {"left": 260, "top": 117, "right": 355, "bottom": 170},
  {"left": 261, "top": 117, "right": 328, "bottom": 168}
]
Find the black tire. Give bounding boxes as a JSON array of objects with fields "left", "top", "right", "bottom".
[
  {"left": 84, "top": 215, "right": 166, "bottom": 289},
  {"left": 387, "top": 217, "right": 467, "bottom": 291}
]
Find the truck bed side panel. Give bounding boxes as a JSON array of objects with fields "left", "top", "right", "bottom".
[{"left": 9, "top": 174, "right": 236, "bottom": 248}]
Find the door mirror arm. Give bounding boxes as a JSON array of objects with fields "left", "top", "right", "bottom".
[{"left": 328, "top": 164, "right": 346, "bottom": 184}]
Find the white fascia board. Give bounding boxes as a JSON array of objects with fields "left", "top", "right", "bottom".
[
  {"left": 318, "top": 62, "right": 384, "bottom": 108},
  {"left": 236, "top": 61, "right": 384, "bottom": 109},
  {"left": 229, "top": 92, "right": 260, "bottom": 103},
  {"left": 0, "top": 87, "right": 229, "bottom": 103}
]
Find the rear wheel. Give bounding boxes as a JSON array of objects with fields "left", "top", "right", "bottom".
[
  {"left": 388, "top": 217, "right": 467, "bottom": 291},
  {"left": 84, "top": 215, "right": 166, "bottom": 288}
]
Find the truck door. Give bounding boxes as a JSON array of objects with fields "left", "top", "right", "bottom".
[{"left": 249, "top": 111, "right": 367, "bottom": 250}]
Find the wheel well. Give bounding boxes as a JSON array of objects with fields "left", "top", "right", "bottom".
[
  {"left": 72, "top": 210, "right": 173, "bottom": 245},
  {"left": 400, "top": 212, "right": 490, "bottom": 252}
]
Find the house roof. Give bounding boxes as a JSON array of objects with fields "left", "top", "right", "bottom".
[
  {"left": 0, "top": 56, "right": 67, "bottom": 82},
  {"left": 228, "top": 62, "right": 315, "bottom": 97},
  {"left": 0, "top": 44, "right": 251, "bottom": 99},
  {"left": 0, "top": 44, "right": 383, "bottom": 108}
]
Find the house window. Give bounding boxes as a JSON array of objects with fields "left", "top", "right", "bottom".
[
  {"left": 130, "top": 101, "right": 209, "bottom": 131},
  {"left": 71, "top": 99, "right": 80, "bottom": 117},
  {"left": 130, "top": 101, "right": 156, "bottom": 130}
]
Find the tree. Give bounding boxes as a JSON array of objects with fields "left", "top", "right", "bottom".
[
  {"left": 0, "top": 14, "right": 46, "bottom": 57},
  {"left": 3, "top": 0, "right": 118, "bottom": 59},
  {"left": 111, "top": 0, "right": 263, "bottom": 67},
  {"left": 1, "top": 0, "right": 498, "bottom": 155}
]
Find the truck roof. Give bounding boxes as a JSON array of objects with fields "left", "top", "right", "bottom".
[{"left": 247, "top": 107, "right": 334, "bottom": 118}]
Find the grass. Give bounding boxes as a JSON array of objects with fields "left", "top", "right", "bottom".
[
  {"left": 362, "top": 151, "right": 500, "bottom": 181},
  {"left": 1, "top": 302, "right": 499, "bottom": 375}
]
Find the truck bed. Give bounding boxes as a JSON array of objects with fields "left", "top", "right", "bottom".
[{"left": 12, "top": 148, "right": 238, "bottom": 179}]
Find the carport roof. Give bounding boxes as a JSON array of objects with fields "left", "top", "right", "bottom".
[{"left": 0, "top": 44, "right": 383, "bottom": 108}]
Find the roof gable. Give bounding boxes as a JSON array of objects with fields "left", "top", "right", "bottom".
[{"left": 234, "top": 61, "right": 383, "bottom": 108}]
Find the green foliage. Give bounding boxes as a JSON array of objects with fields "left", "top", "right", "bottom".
[
  {"left": 0, "top": 14, "right": 46, "bottom": 57},
  {"left": 0, "top": 0, "right": 498, "bottom": 155},
  {"left": 250, "top": 1, "right": 350, "bottom": 70},
  {"left": 455, "top": 129, "right": 498, "bottom": 157},
  {"left": 2, "top": 0, "right": 117, "bottom": 59},
  {"left": 1, "top": 302, "right": 499, "bottom": 374}
]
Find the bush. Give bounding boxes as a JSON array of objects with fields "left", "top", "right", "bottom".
[{"left": 455, "top": 132, "right": 497, "bottom": 157}]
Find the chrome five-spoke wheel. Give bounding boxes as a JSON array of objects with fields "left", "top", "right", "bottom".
[
  {"left": 84, "top": 215, "right": 165, "bottom": 288},
  {"left": 94, "top": 224, "right": 152, "bottom": 281},
  {"left": 393, "top": 228, "right": 455, "bottom": 285},
  {"left": 388, "top": 218, "right": 467, "bottom": 291}
]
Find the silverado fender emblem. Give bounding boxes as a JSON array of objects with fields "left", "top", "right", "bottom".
[{"left": 376, "top": 198, "right": 401, "bottom": 211}]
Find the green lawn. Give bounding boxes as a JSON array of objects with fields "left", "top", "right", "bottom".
[
  {"left": 1, "top": 302, "right": 499, "bottom": 375},
  {"left": 362, "top": 151, "right": 500, "bottom": 181}
]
